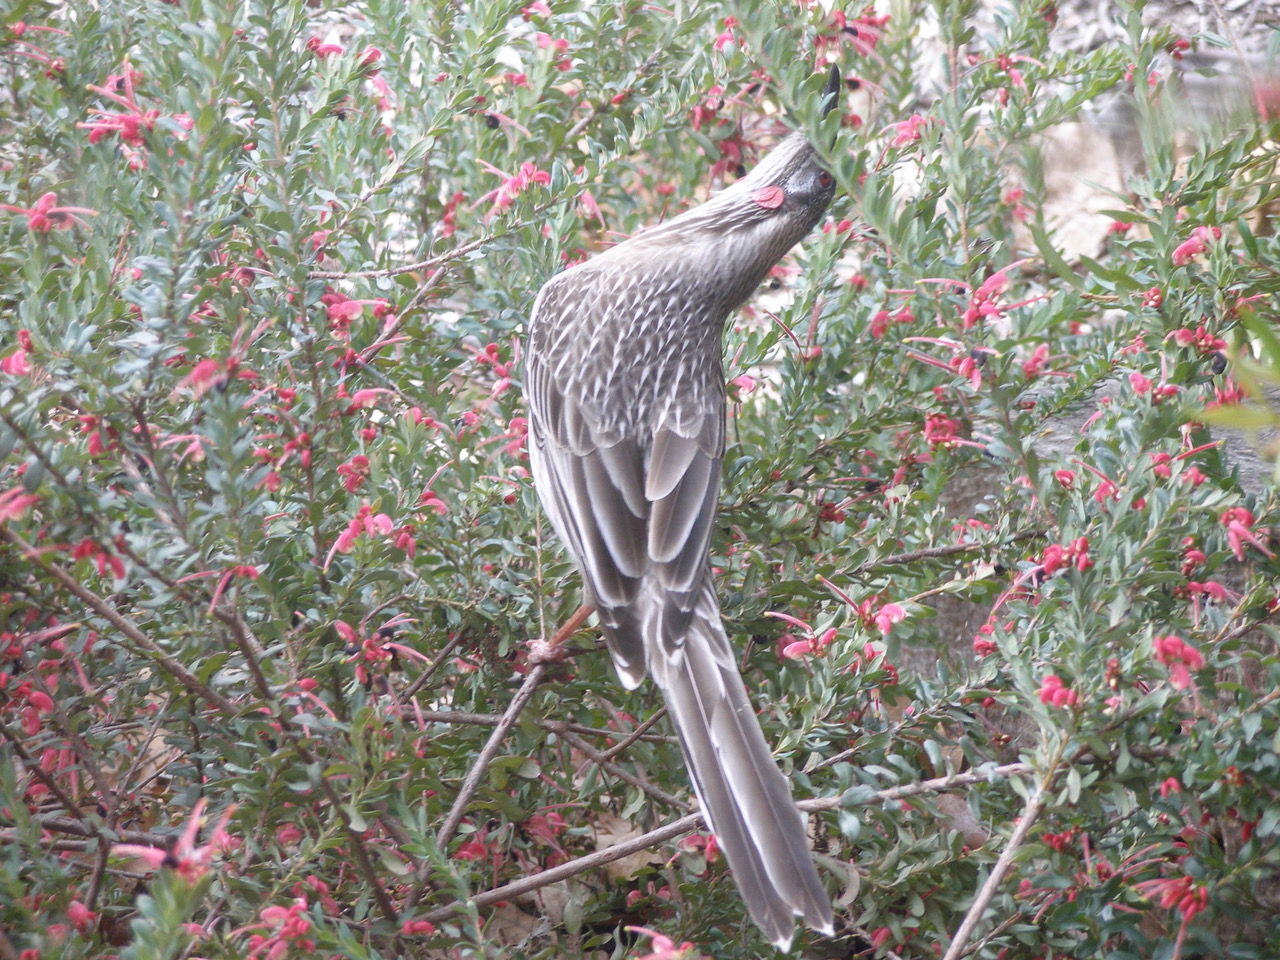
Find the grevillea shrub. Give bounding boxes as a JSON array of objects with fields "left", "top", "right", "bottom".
[{"left": 2, "top": 2, "right": 1279, "bottom": 959}]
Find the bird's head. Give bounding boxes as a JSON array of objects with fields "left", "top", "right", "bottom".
[{"left": 680, "top": 65, "right": 842, "bottom": 237}]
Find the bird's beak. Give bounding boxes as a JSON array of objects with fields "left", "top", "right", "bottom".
[{"left": 822, "top": 63, "right": 841, "bottom": 117}]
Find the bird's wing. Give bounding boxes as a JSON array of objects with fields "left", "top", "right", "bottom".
[{"left": 525, "top": 274, "right": 724, "bottom": 686}]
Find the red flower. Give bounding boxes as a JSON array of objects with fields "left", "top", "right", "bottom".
[
  {"left": 886, "top": 113, "right": 931, "bottom": 148},
  {"left": 1153, "top": 634, "right": 1203, "bottom": 690},
  {"left": 306, "top": 37, "right": 344, "bottom": 58},
  {"left": 478, "top": 160, "right": 551, "bottom": 218},
  {"left": 1171, "top": 225, "right": 1221, "bottom": 266},
  {"left": 1038, "top": 674, "right": 1077, "bottom": 709},
  {"left": 112, "top": 798, "right": 237, "bottom": 883},
  {"left": 1220, "top": 507, "right": 1273, "bottom": 561},
  {"left": 972, "top": 623, "right": 997, "bottom": 657},
  {"left": 1170, "top": 324, "right": 1226, "bottom": 355},
  {"left": 626, "top": 926, "right": 701, "bottom": 960},
  {"left": 245, "top": 897, "right": 316, "bottom": 959},
  {"left": 0, "top": 192, "right": 97, "bottom": 232},
  {"left": 713, "top": 16, "right": 740, "bottom": 52},
  {"left": 0, "top": 487, "right": 38, "bottom": 523}
]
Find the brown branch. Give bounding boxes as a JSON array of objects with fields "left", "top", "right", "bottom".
[
  {"left": 417, "top": 762, "right": 1035, "bottom": 923},
  {"left": 419, "top": 807, "right": 704, "bottom": 924},
  {"left": 0, "top": 723, "right": 94, "bottom": 826},
  {"left": 306, "top": 229, "right": 510, "bottom": 281},
  {"left": 0, "top": 410, "right": 73, "bottom": 489},
  {"left": 804, "top": 762, "right": 1033, "bottom": 811},
  {"left": 400, "top": 629, "right": 466, "bottom": 701},
  {"left": 433, "top": 662, "right": 550, "bottom": 852},
  {"left": 596, "top": 707, "right": 668, "bottom": 762},
  {"left": 409, "top": 707, "right": 675, "bottom": 745},
  {"left": 0, "top": 527, "right": 238, "bottom": 716},
  {"left": 27, "top": 818, "right": 171, "bottom": 846},
  {"left": 941, "top": 782, "right": 1045, "bottom": 960},
  {"left": 853, "top": 528, "right": 1044, "bottom": 572},
  {"left": 554, "top": 724, "right": 688, "bottom": 811}
]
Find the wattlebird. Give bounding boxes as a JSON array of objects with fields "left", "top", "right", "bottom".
[{"left": 524, "top": 69, "right": 840, "bottom": 948}]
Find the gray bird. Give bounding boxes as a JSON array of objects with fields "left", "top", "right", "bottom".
[{"left": 524, "top": 71, "right": 840, "bottom": 949}]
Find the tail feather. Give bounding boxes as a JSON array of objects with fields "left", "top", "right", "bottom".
[{"left": 649, "top": 581, "right": 833, "bottom": 949}]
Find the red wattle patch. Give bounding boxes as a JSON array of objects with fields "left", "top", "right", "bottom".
[{"left": 752, "top": 185, "right": 785, "bottom": 209}]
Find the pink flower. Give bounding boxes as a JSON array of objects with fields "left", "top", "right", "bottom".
[
  {"left": 345, "top": 387, "right": 392, "bottom": 412},
  {"left": 67, "top": 900, "right": 97, "bottom": 934},
  {"left": 112, "top": 798, "right": 236, "bottom": 883},
  {"left": 419, "top": 489, "right": 448, "bottom": 515},
  {"left": 336, "top": 455, "right": 370, "bottom": 493},
  {"left": 868, "top": 601, "right": 906, "bottom": 635},
  {"left": 1022, "top": 343, "right": 1051, "bottom": 379},
  {"left": 713, "top": 16, "right": 739, "bottom": 52},
  {"left": 1171, "top": 225, "right": 1221, "bottom": 266},
  {"left": 0, "top": 487, "right": 39, "bottom": 524},
  {"left": 1038, "top": 674, "right": 1077, "bottom": 709},
  {"left": 1170, "top": 324, "right": 1227, "bottom": 355},
  {"left": 626, "top": 926, "right": 700, "bottom": 960},
  {"left": 0, "top": 192, "right": 97, "bottom": 232},
  {"left": 306, "top": 37, "right": 344, "bottom": 58},
  {"left": 479, "top": 160, "right": 551, "bottom": 217},
  {"left": 1220, "top": 507, "right": 1273, "bottom": 561},
  {"left": 78, "top": 62, "right": 191, "bottom": 158},
  {"left": 972, "top": 623, "right": 997, "bottom": 657},
  {"left": 176, "top": 357, "right": 232, "bottom": 397},
  {"left": 781, "top": 627, "right": 837, "bottom": 660},
  {"left": 887, "top": 113, "right": 931, "bottom": 148},
  {"left": 1154, "top": 634, "right": 1203, "bottom": 690},
  {"left": 246, "top": 897, "right": 316, "bottom": 960},
  {"left": 324, "top": 505, "right": 395, "bottom": 568},
  {"left": 923, "top": 413, "right": 962, "bottom": 449},
  {"left": 1134, "top": 874, "right": 1208, "bottom": 922}
]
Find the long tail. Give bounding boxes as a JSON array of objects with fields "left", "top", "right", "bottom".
[{"left": 648, "top": 580, "right": 833, "bottom": 949}]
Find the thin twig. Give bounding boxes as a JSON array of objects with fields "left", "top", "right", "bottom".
[
  {"left": 400, "top": 629, "right": 467, "bottom": 701},
  {"left": 804, "top": 762, "right": 1033, "bottom": 811},
  {"left": 419, "top": 807, "right": 704, "bottom": 924},
  {"left": 954, "top": 911, "right": 1023, "bottom": 960},
  {"left": 852, "top": 528, "right": 1044, "bottom": 572},
  {"left": 306, "top": 229, "right": 509, "bottom": 280},
  {"left": 941, "top": 780, "right": 1046, "bottom": 960},
  {"left": 416, "top": 762, "right": 1034, "bottom": 922},
  {"left": 25, "top": 818, "right": 171, "bottom": 846},
  {"left": 0, "top": 723, "right": 93, "bottom": 826},
  {"left": 434, "top": 662, "right": 550, "bottom": 851},
  {"left": 555, "top": 725, "right": 688, "bottom": 810},
  {"left": 596, "top": 707, "right": 668, "bottom": 762},
  {"left": 406, "top": 605, "right": 596, "bottom": 913},
  {"left": 409, "top": 707, "right": 676, "bottom": 745}
]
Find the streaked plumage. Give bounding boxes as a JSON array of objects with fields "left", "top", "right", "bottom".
[{"left": 525, "top": 74, "right": 839, "bottom": 949}]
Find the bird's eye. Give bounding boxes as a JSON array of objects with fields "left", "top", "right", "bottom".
[{"left": 817, "top": 170, "right": 834, "bottom": 187}]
